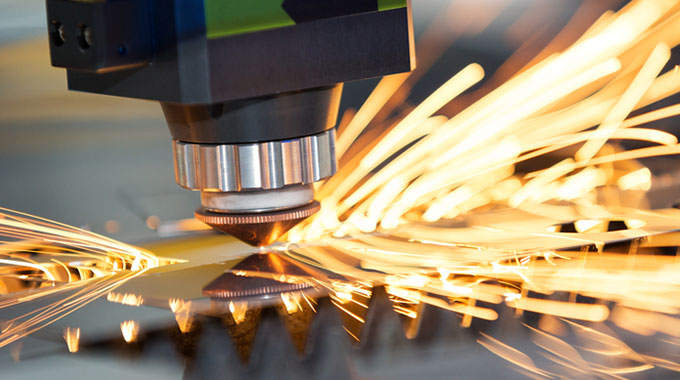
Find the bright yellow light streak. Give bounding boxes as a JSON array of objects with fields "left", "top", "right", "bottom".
[
  {"left": 626, "top": 219, "right": 646, "bottom": 229},
  {"left": 577, "top": 43, "right": 671, "bottom": 162},
  {"left": 0, "top": 258, "right": 55, "bottom": 282},
  {"left": 385, "top": 273, "right": 428, "bottom": 288},
  {"left": 423, "top": 186, "right": 474, "bottom": 222},
  {"left": 386, "top": 286, "right": 422, "bottom": 304},
  {"left": 0, "top": 269, "right": 150, "bottom": 348},
  {"left": 330, "top": 299, "right": 365, "bottom": 324},
  {"left": 421, "top": 294, "right": 498, "bottom": 321},
  {"left": 576, "top": 144, "right": 680, "bottom": 168},
  {"left": 366, "top": 177, "right": 408, "bottom": 222},
  {"left": 461, "top": 298, "right": 477, "bottom": 328},
  {"left": 302, "top": 0, "right": 680, "bottom": 245},
  {"left": 360, "top": 63, "right": 485, "bottom": 169},
  {"left": 332, "top": 293, "right": 371, "bottom": 311},
  {"left": 621, "top": 103, "right": 680, "bottom": 128},
  {"left": 430, "top": 58, "right": 622, "bottom": 171},
  {"left": 478, "top": 332, "right": 552, "bottom": 378},
  {"left": 0, "top": 207, "right": 158, "bottom": 266},
  {"left": 0, "top": 205, "right": 174, "bottom": 347},
  {"left": 611, "top": 306, "right": 680, "bottom": 337},
  {"left": 504, "top": 293, "right": 521, "bottom": 302},
  {"left": 556, "top": 168, "right": 606, "bottom": 201},
  {"left": 617, "top": 167, "right": 652, "bottom": 191},
  {"left": 332, "top": 286, "right": 353, "bottom": 304},
  {"left": 335, "top": 73, "right": 410, "bottom": 157},
  {"left": 574, "top": 10, "right": 616, "bottom": 45},
  {"left": 120, "top": 320, "right": 139, "bottom": 343},
  {"left": 392, "top": 304, "right": 418, "bottom": 319},
  {"left": 343, "top": 326, "right": 361, "bottom": 342},
  {"left": 510, "top": 159, "right": 576, "bottom": 208},
  {"left": 441, "top": 281, "right": 474, "bottom": 296},
  {"left": 344, "top": 54, "right": 616, "bottom": 223},
  {"left": 521, "top": 128, "right": 678, "bottom": 167},
  {"left": 509, "top": 297, "right": 609, "bottom": 322},
  {"left": 278, "top": 2, "right": 680, "bottom": 376},
  {"left": 490, "top": 178, "right": 522, "bottom": 201},
  {"left": 63, "top": 327, "right": 80, "bottom": 353},
  {"left": 527, "top": 324, "right": 592, "bottom": 373},
  {"left": 280, "top": 292, "right": 303, "bottom": 314},
  {"left": 301, "top": 293, "right": 317, "bottom": 313}
]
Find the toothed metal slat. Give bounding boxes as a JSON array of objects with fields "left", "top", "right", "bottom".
[
  {"left": 237, "top": 144, "right": 262, "bottom": 189},
  {"left": 173, "top": 141, "right": 198, "bottom": 189},
  {"left": 281, "top": 140, "right": 303, "bottom": 184}
]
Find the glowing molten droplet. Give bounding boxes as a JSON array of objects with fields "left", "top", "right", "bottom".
[
  {"left": 229, "top": 301, "right": 248, "bottom": 324},
  {"left": 63, "top": 327, "right": 80, "bottom": 353},
  {"left": 120, "top": 320, "right": 139, "bottom": 343}
]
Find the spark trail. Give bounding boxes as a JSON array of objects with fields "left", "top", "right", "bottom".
[
  {"left": 278, "top": 0, "right": 680, "bottom": 376},
  {"left": 0, "top": 207, "right": 172, "bottom": 348}
]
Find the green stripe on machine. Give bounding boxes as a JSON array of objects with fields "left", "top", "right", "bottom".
[
  {"left": 378, "top": 0, "right": 407, "bottom": 11},
  {"left": 204, "top": 0, "right": 408, "bottom": 39},
  {"left": 204, "top": 0, "right": 295, "bottom": 39}
]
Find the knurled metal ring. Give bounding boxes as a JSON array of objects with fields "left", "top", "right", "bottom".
[{"left": 195, "top": 201, "right": 320, "bottom": 225}]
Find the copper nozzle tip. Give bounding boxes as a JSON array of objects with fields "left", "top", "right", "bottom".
[{"left": 195, "top": 201, "right": 320, "bottom": 246}]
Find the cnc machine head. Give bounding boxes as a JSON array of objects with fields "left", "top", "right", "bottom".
[{"left": 46, "top": 0, "right": 415, "bottom": 245}]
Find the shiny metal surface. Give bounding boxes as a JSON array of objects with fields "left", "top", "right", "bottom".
[
  {"left": 202, "top": 253, "right": 319, "bottom": 302},
  {"left": 173, "top": 129, "right": 336, "bottom": 193}
]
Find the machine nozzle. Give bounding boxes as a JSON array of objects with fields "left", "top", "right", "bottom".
[
  {"left": 168, "top": 87, "right": 339, "bottom": 246},
  {"left": 195, "top": 201, "right": 320, "bottom": 246},
  {"left": 172, "top": 124, "right": 336, "bottom": 246}
]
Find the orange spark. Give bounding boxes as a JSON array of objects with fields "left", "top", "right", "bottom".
[
  {"left": 63, "top": 326, "right": 80, "bottom": 353},
  {"left": 120, "top": 320, "right": 139, "bottom": 343}
]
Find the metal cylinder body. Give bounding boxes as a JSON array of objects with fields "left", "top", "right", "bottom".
[
  {"left": 172, "top": 128, "right": 336, "bottom": 213},
  {"left": 168, "top": 86, "right": 339, "bottom": 220},
  {"left": 162, "top": 85, "right": 342, "bottom": 144}
]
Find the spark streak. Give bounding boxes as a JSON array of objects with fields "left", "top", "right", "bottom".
[
  {"left": 279, "top": 1, "right": 680, "bottom": 376},
  {"left": 0, "top": 208, "right": 173, "bottom": 348}
]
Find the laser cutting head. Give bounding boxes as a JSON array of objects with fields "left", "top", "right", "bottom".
[
  {"left": 45, "top": 0, "right": 415, "bottom": 245},
  {"left": 166, "top": 85, "right": 341, "bottom": 244}
]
